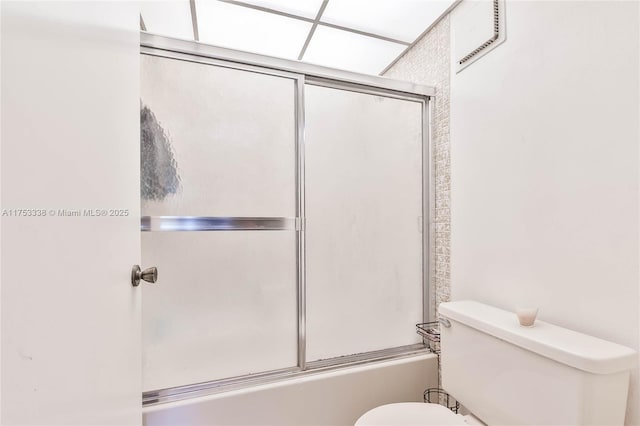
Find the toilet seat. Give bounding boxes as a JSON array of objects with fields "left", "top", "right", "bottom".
[{"left": 355, "top": 403, "right": 469, "bottom": 426}]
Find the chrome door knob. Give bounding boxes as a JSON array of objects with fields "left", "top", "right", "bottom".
[{"left": 131, "top": 265, "right": 158, "bottom": 287}]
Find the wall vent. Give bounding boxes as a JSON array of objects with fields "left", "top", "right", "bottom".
[{"left": 454, "top": 0, "right": 506, "bottom": 72}]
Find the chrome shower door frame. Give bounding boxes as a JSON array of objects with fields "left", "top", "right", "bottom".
[{"left": 140, "top": 33, "right": 435, "bottom": 406}]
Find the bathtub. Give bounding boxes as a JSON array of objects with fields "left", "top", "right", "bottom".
[{"left": 144, "top": 353, "right": 438, "bottom": 426}]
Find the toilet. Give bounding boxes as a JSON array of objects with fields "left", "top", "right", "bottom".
[{"left": 356, "top": 301, "right": 637, "bottom": 425}]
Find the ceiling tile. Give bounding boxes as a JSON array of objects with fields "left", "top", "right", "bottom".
[
  {"left": 302, "top": 26, "right": 407, "bottom": 75},
  {"left": 231, "top": 0, "right": 325, "bottom": 19},
  {"left": 195, "top": 1, "right": 312, "bottom": 60},
  {"left": 321, "top": 0, "right": 455, "bottom": 43},
  {"left": 140, "top": 0, "right": 194, "bottom": 40}
]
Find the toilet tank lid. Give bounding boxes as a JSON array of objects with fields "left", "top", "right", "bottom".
[{"left": 439, "top": 301, "right": 637, "bottom": 374}]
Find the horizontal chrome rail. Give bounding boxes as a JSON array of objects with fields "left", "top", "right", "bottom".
[
  {"left": 143, "top": 367, "right": 301, "bottom": 406},
  {"left": 141, "top": 216, "right": 297, "bottom": 231},
  {"left": 140, "top": 33, "right": 435, "bottom": 97},
  {"left": 305, "top": 343, "right": 427, "bottom": 369},
  {"left": 305, "top": 76, "right": 427, "bottom": 103},
  {"left": 143, "top": 346, "right": 431, "bottom": 406}
]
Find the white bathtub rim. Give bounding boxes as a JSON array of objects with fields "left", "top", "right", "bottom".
[{"left": 142, "top": 352, "right": 437, "bottom": 413}]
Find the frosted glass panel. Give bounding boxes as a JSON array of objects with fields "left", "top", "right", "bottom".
[
  {"left": 140, "top": 0, "right": 193, "bottom": 40},
  {"left": 232, "top": 0, "right": 324, "bottom": 19},
  {"left": 305, "top": 84, "right": 424, "bottom": 361},
  {"left": 302, "top": 26, "right": 406, "bottom": 75},
  {"left": 321, "top": 0, "right": 456, "bottom": 43},
  {"left": 196, "top": 0, "right": 312, "bottom": 60},
  {"left": 142, "top": 232, "right": 297, "bottom": 391},
  {"left": 140, "top": 54, "right": 296, "bottom": 217}
]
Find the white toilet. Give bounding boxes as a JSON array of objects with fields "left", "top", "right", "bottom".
[{"left": 356, "top": 301, "right": 637, "bottom": 425}]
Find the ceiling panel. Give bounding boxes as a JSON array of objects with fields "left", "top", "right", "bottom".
[
  {"left": 303, "top": 26, "right": 407, "bottom": 74},
  {"left": 230, "top": 0, "right": 325, "bottom": 19},
  {"left": 140, "top": 0, "right": 194, "bottom": 40},
  {"left": 196, "top": 1, "right": 312, "bottom": 60},
  {"left": 321, "top": 0, "right": 455, "bottom": 43}
]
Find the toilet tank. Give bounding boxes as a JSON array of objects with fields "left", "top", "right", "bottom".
[{"left": 439, "top": 301, "right": 637, "bottom": 426}]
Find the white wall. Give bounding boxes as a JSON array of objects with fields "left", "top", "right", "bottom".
[
  {"left": 144, "top": 355, "right": 438, "bottom": 426},
  {"left": 450, "top": 1, "right": 639, "bottom": 424}
]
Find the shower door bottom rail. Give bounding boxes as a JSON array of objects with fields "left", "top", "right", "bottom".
[{"left": 142, "top": 343, "right": 429, "bottom": 406}]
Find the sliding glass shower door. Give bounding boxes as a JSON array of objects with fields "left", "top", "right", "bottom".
[
  {"left": 140, "top": 54, "right": 299, "bottom": 392},
  {"left": 304, "top": 83, "right": 425, "bottom": 363},
  {"left": 139, "top": 42, "right": 430, "bottom": 402}
]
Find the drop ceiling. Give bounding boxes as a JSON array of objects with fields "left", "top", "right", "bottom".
[{"left": 140, "top": 0, "right": 456, "bottom": 75}]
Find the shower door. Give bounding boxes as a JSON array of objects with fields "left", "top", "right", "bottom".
[
  {"left": 140, "top": 53, "right": 300, "bottom": 392},
  {"left": 304, "top": 82, "right": 425, "bottom": 364},
  {"left": 140, "top": 35, "right": 431, "bottom": 404}
]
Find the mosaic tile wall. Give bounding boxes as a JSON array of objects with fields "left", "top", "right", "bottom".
[{"left": 384, "top": 15, "right": 451, "bottom": 318}]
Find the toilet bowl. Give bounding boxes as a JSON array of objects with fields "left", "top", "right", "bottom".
[
  {"left": 355, "top": 403, "right": 484, "bottom": 425},
  {"left": 354, "top": 301, "right": 637, "bottom": 425}
]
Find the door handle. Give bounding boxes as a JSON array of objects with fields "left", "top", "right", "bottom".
[{"left": 131, "top": 265, "right": 158, "bottom": 287}]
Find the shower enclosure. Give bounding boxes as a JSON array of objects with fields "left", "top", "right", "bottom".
[{"left": 140, "top": 34, "right": 433, "bottom": 405}]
